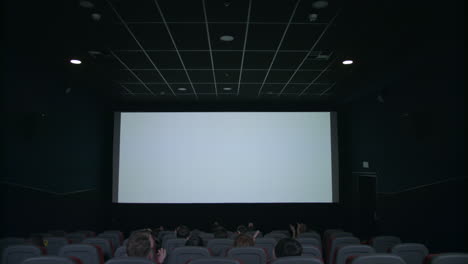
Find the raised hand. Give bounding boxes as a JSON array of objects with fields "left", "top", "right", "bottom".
[{"left": 157, "top": 248, "right": 167, "bottom": 264}]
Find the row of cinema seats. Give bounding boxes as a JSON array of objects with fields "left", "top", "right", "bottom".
[{"left": 1, "top": 229, "right": 467, "bottom": 264}]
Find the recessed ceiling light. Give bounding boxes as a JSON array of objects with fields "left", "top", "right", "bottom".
[
  {"left": 70, "top": 59, "right": 82, "bottom": 65},
  {"left": 177, "top": 87, "right": 187, "bottom": 91},
  {"left": 342, "top": 60, "right": 353, "bottom": 65},
  {"left": 220, "top": 35, "right": 234, "bottom": 42},
  {"left": 312, "top": 0, "right": 328, "bottom": 9},
  {"left": 223, "top": 87, "right": 232, "bottom": 91},
  {"left": 79, "top": 0, "right": 95, "bottom": 9}
]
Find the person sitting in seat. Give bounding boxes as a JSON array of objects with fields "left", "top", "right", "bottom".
[
  {"left": 176, "top": 225, "right": 191, "bottom": 239},
  {"left": 214, "top": 228, "right": 229, "bottom": 239},
  {"left": 237, "top": 225, "right": 248, "bottom": 234},
  {"left": 185, "top": 235, "right": 204, "bottom": 247},
  {"left": 234, "top": 234, "right": 254, "bottom": 247},
  {"left": 274, "top": 238, "right": 303, "bottom": 258},
  {"left": 127, "top": 229, "right": 167, "bottom": 264}
]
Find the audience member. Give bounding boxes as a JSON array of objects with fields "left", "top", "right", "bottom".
[
  {"left": 127, "top": 230, "right": 166, "bottom": 263},
  {"left": 274, "top": 238, "right": 303, "bottom": 258},
  {"left": 234, "top": 234, "right": 254, "bottom": 247},
  {"left": 176, "top": 225, "right": 191, "bottom": 239},
  {"left": 214, "top": 228, "right": 229, "bottom": 238},
  {"left": 185, "top": 235, "right": 204, "bottom": 246},
  {"left": 237, "top": 225, "right": 248, "bottom": 234}
]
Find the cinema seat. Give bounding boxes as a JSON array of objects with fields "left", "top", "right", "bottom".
[
  {"left": 390, "top": 243, "right": 428, "bottom": 264},
  {"left": 297, "top": 232, "right": 321, "bottom": 241},
  {"left": 198, "top": 233, "right": 214, "bottom": 247},
  {"left": 65, "top": 233, "right": 87, "bottom": 244},
  {"left": 21, "top": 256, "right": 80, "bottom": 264},
  {"left": 254, "top": 238, "right": 276, "bottom": 261},
  {"left": 1, "top": 238, "right": 25, "bottom": 261},
  {"left": 246, "top": 231, "right": 263, "bottom": 238},
  {"left": 323, "top": 230, "right": 343, "bottom": 244},
  {"left": 158, "top": 231, "right": 174, "bottom": 241},
  {"left": 163, "top": 239, "right": 188, "bottom": 254},
  {"left": 348, "top": 254, "right": 406, "bottom": 264},
  {"left": 206, "top": 239, "right": 234, "bottom": 257},
  {"left": 296, "top": 238, "right": 321, "bottom": 249},
  {"left": 114, "top": 247, "right": 127, "bottom": 258},
  {"left": 424, "top": 253, "right": 468, "bottom": 264},
  {"left": 102, "top": 232, "right": 124, "bottom": 246},
  {"left": 167, "top": 247, "right": 211, "bottom": 264},
  {"left": 301, "top": 246, "right": 322, "bottom": 258},
  {"left": 271, "top": 256, "right": 323, "bottom": 264},
  {"left": 77, "top": 231, "right": 96, "bottom": 238},
  {"left": 227, "top": 247, "right": 267, "bottom": 264},
  {"left": 188, "top": 257, "right": 241, "bottom": 264},
  {"left": 334, "top": 245, "right": 375, "bottom": 264},
  {"left": 327, "top": 237, "right": 360, "bottom": 264},
  {"left": 2, "top": 245, "right": 42, "bottom": 264},
  {"left": 44, "top": 237, "right": 69, "bottom": 255},
  {"left": 97, "top": 234, "right": 118, "bottom": 251},
  {"left": 59, "top": 244, "right": 104, "bottom": 264},
  {"left": 370, "top": 236, "right": 401, "bottom": 253},
  {"left": 104, "top": 257, "right": 154, "bottom": 264},
  {"left": 162, "top": 234, "right": 177, "bottom": 246},
  {"left": 264, "top": 233, "right": 287, "bottom": 241},
  {"left": 83, "top": 238, "right": 114, "bottom": 260}
]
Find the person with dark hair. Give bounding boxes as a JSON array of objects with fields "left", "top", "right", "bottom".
[
  {"left": 233, "top": 234, "right": 254, "bottom": 247},
  {"left": 214, "top": 228, "right": 228, "bottom": 238},
  {"left": 237, "top": 225, "right": 248, "bottom": 234},
  {"left": 176, "top": 225, "right": 191, "bottom": 239},
  {"left": 274, "top": 238, "right": 303, "bottom": 258},
  {"left": 127, "top": 230, "right": 166, "bottom": 263},
  {"left": 185, "top": 235, "right": 204, "bottom": 247}
]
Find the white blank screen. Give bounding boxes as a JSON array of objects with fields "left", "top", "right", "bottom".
[{"left": 114, "top": 112, "right": 338, "bottom": 203}]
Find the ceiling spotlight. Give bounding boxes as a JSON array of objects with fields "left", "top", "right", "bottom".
[
  {"left": 342, "top": 60, "right": 353, "bottom": 65},
  {"left": 70, "top": 59, "right": 82, "bottom": 65},
  {"left": 91, "top": 13, "right": 101, "bottom": 21},
  {"left": 177, "top": 87, "right": 187, "bottom": 91},
  {"left": 220, "top": 35, "right": 234, "bottom": 42},
  {"left": 308, "top": 13, "right": 318, "bottom": 22},
  {"left": 223, "top": 87, "right": 232, "bottom": 91},
  {"left": 312, "top": 0, "right": 328, "bottom": 9}
]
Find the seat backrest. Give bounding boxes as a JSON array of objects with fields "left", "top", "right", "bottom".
[
  {"left": 162, "top": 234, "right": 178, "bottom": 247},
  {"left": 254, "top": 238, "right": 277, "bottom": 260},
  {"left": 349, "top": 254, "right": 406, "bottom": 264},
  {"left": 2, "top": 245, "right": 42, "bottom": 264},
  {"left": 189, "top": 257, "right": 240, "bottom": 264},
  {"left": 21, "top": 256, "right": 77, "bottom": 264},
  {"left": 167, "top": 247, "right": 210, "bottom": 264},
  {"left": 271, "top": 256, "right": 323, "bottom": 264},
  {"left": 163, "top": 239, "right": 188, "bottom": 254},
  {"left": 326, "top": 232, "right": 353, "bottom": 256},
  {"left": 158, "top": 231, "right": 174, "bottom": 241},
  {"left": 102, "top": 232, "right": 123, "bottom": 246},
  {"left": 328, "top": 237, "right": 360, "bottom": 264},
  {"left": 425, "top": 253, "right": 468, "bottom": 264},
  {"left": 390, "top": 243, "right": 428, "bottom": 264},
  {"left": 1, "top": 238, "right": 25, "bottom": 261},
  {"left": 83, "top": 238, "right": 113, "bottom": 259},
  {"left": 296, "top": 238, "right": 321, "bottom": 249},
  {"left": 323, "top": 230, "right": 343, "bottom": 244},
  {"left": 206, "top": 239, "right": 234, "bottom": 257},
  {"left": 44, "top": 237, "right": 69, "bottom": 255},
  {"left": 97, "top": 234, "right": 118, "bottom": 251},
  {"left": 104, "top": 257, "right": 154, "bottom": 264},
  {"left": 59, "top": 244, "right": 104, "bottom": 264},
  {"left": 370, "top": 237, "right": 401, "bottom": 253},
  {"left": 301, "top": 246, "right": 322, "bottom": 258},
  {"left": 227, "top": 247, "right": 267, "bottom": 264},
  {"left": 65, "top": 234, "right": 87, "bottom": 244},
  {"left": 114, "top": 247, "right": 127, "bottom": 258},
  {"left": 264, "top": 233, "right": 287, "bottom": 242},
  {"left": 334, "top": 245, "right": 375, "bottom": 264},
  {"left": 297, "top": 232, "right": 321, "bottom": 241}
]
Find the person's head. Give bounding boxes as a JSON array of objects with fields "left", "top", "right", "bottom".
[
  {"left": 185, "top": 235, "right": 204, "bottom": 247},
  {"left": 127, "top": 230, "right": 155, "bottom": 260},
  {"left": 274, "top": 238, "right": 303, "bottom": 258},
  {"left": 214, "top": 228, "right": 228, "bottom": 238},
  {"left": 233, "top": 234, "right": 254, "bottom": 247},
  {"left": 176, "top": 225, "right": 191, "bottom": 239},
  {"left": 298, "top": 223, "right": 308, "bottom": 233},
  {"left": 237, "top": 225, "right": 248, "bottom": 234}
]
